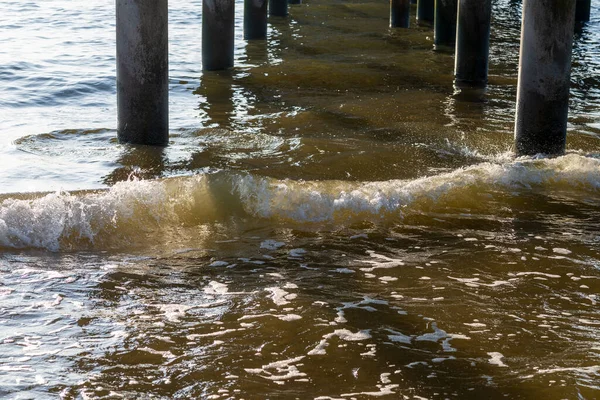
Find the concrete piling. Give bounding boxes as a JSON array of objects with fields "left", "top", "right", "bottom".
[
  {"left": 391, "top": 0, "right": 411, "bottom": 28},
  {"left": 116, "top": 0, "right": 169, "bottom": 146},
  {"left": 269, "top": 0, "right": 288, "bottom": 17},
  {"left": 244, "top": 0, "right": 268, "bottom": 40},
  {"left": 514, "top": 0, "right": 577, "bottom": 156},
  {"left": 575, "top": 0, "right": 591, "bottom": 22},
  {"left": 417, "top": 0, "right": 435, "bottom": 23},
  {"left": 202, "top": 0, "right": 235, "bottom": 70},
  {"left": 434, "top": 0, "right": 457, "bottom": 48},
  {"left": 454, "top": 0, "right": 492, "bottom": 86}
]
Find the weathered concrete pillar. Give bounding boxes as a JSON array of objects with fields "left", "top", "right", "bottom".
[
  {"left": 434, "top": 0, "right": 457, "bottom": 47},
  {"left": 244, "top": 0, "right": 268, "bottom": 39},
  {"left": 514, "top": 0, "right": 576, "bottom": 156},
  {"left": 575, "top": 0, "right": 591, "bottom": 22},
  {"left": 391, "top": 0, "right": 411, "bottom": 28},
  {"left": 454, "top": 0, "right": 492, "bottom": 86},
  {"left": 417, "top": 0, "right": 434, "bottom": 23},
  {"left": 203, "top": 0, "right": 235, "bottom": 70},
  {"left": 116, "top": 0, "right": 169, "bottom": 146},
  {"left": 269, "top": 0, "right": 288, "bottom": 17}
]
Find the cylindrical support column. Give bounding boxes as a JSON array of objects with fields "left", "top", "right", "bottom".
[
  {"left": 244, "top": 0, "right": 268, "bottom": 39},
  {"left": 391, "top": 0, "right": 411, "bottom": 28},
  {"left": 575, "top": 0, "right": 591, "bottom": 22},
  {"left": 269, "top": 0, "right": 288, "bottom": 17},
  {"left": 202, "top": 0, "right": 235, "bottom": 70},
  {"left": 116, "top": 0, "right": 169, "bottom": 146},
  {"left": 289, "top": 0, "right": 302, "bottom": 4},
  {"left": 514, "top": 0, "right": 576, "bottom": 156},
  {"left": 417, "top": 0, "right": 434, "bottom": 23},
  {"left": 434, "top": 0, "right": 457, "bottom": 47},
  {"left": 454, "top": 0, "right": 492, "bottom": 86}
]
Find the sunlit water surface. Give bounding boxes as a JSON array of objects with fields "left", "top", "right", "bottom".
[{"left": 1, "top": 0, "right": 600, "bottom": 399}]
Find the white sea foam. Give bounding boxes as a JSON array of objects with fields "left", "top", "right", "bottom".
[
  {"left": 340, "top": 384, "right": 400, "bottom": 397},
  {"left": 308, "top": 329, "right": 372, "bottom": 356},
  {"left": 260, "top": 240, "right": 285, "bottom": 250},
  {"left": 265, "top": 287, "right": 296, "bottom": 306},
  {"left": 488, "top": 352, "right": 508, "bottom": 367},
  {"left": 244, "top": 356, "right": 307, "bottom": 381},
  {"left": 234, "top": 154, "right": 600, "bottom": 222},
  {"left": 2, "top": 154, "right": 600, "bottom": 250}
]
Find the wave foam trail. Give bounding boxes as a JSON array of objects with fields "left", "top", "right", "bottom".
[{"left": 0, "top": 154, "right": 599, "bottom": 251}]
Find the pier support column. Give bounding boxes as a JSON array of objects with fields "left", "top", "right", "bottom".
[
  {"left": 244, "top": 0, "right": 268, "bottom": 39},
  {"left": 515, "top": 0, "right": 576, "bottom": 156},
  {"left": 116, "top": 0, "right": 168, "bottom": 146},
  {"left": 575, "top": 0, "right": 591, "bottom": 22},
  {"left": 203, "top": 0, "right": 235, "bottom": 70},
  {"left": 391, "top": 0, "right": 411, "bottom": 28},
  {"left": 417, "top": 0, "right": 434, "bottom": 23},
  {"left": 454, "top": 0, "right": 492, "bottom": 86},
  {"left": 269, "top": 0, "right": 288, "bottom": 17},
  {"left": 434, "top": 0, "right": 457, "bottom": 48}
]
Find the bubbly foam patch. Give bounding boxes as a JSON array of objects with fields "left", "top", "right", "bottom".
[{"left": 308, "top": 329, "right": 371, "bottom": 356}]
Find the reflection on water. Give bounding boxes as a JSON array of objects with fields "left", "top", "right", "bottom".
[
  {"left": 1, "top": 0, "right": 600, "bottom": 398},
  {"left": 103, "top": 146, "right": 168, "bottom": 185}
]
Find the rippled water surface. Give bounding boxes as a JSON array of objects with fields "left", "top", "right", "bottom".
[{"left": 1, "top": 0, "right": 600, "bottom": 399}]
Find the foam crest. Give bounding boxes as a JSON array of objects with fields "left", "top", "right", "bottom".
[
  {"left": 1, "top": 154, "right": 599, "bottom": 251},
  {"left": 233, "top": 154, "right": 600, "bottom": 222},
  {"left": 0, "top": 175, "right": 215, "bottom": 251}
]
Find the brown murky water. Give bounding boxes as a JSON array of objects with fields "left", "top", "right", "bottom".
[{"left": 1, "top": 0, "right": 600, "bottom": 398}]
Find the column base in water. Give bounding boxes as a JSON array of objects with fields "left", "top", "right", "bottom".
[
  {"left": 514, "top": 0, "right": 576, "bottom": 156},
  {"left": 575, "top": 0, "right": 591, "bottom": 22},
  {"left": 391, "top": 0, "right": 411, "bottom": 28},
  {"left": 417, "top": 0, "right": 434, "bottom": 23},
  {"left": 244, "top": 0, "right": 268, "bottom": 40},
  {"left": 269, "top": 0, "right": 288, "bottom": 17},
  {"left": 116, "top": 0, "right": 169, "bottom": 146},
  {"left": 454, "top": 0, "right": 492, "bottom": 87},
  {"left": 434, "top": 0, "right": 457, "bottom": 48},
  {"left": 203, "top": 0, "right": 235, "bottom": 70}
]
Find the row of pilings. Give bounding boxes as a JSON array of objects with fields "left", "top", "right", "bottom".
[{"left": 116, "top": 0, "right": 592, "bottom": 156}]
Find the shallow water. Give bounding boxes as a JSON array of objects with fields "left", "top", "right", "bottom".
[{"left": 1, "top": 0, "right": 600, "bottom": 399}]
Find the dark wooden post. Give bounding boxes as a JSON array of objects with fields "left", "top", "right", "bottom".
[
  {"left": 391, "top": 0, "right": 411, "bottom": 28},
  {"left": 417, "top": 0, "right": 434, "bottom": 23},
  {"left": 269, "top": 0, "right": 288, "bottom": 17},
  {"left": 116, "top": 0, "right": 169, "bottom": 146},
  {"left": 454, "top": 0, "right": 492, "bottom": 86},
  {"left": 575, "top": 0, "right": 591, "bottom": 22},
  {"left": 514, "top": 0, "right": 577, "bottom": 156},
  {"left": 434, "top": 0, "right": 457, "bottom": 48},
  {"left": 245, "top": 0, "right": 268, "bottom": 39},
  {"left": 203, "top": 0, "right": 235, "bottom": 70}
]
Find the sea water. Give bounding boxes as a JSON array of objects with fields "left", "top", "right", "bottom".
[{"left": 0, "top": 0, "right": 599, "bottom": 398}]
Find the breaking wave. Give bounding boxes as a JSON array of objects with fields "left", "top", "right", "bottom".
[{"left": 1, "top": 153, "right": 599, "bottom": 251}]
